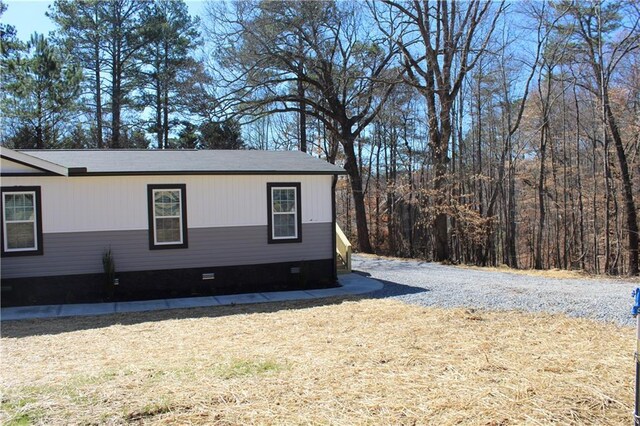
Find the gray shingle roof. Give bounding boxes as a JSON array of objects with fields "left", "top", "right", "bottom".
[{"left": 18, "top": 149, "right": 345, "bottom": 175}]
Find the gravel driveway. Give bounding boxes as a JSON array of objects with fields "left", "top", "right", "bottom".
[{"left": 353, "top": 254, "right": 639, "bottom": 326}]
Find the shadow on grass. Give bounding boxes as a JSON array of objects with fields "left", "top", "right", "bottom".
[
  {"left": 1, "top": 296, "right": 364, "bottom": 339},
  {"left": 1, "top": 278, "right": 429, "bottom": 339}
]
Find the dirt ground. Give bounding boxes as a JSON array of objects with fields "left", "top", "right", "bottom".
[{"left": 1, "top": 297, "right": 634, "bottom": 425}]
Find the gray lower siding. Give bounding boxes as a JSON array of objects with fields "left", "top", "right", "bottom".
[{"left": 2, "top": 222, "right": 332, "bottom": 279}]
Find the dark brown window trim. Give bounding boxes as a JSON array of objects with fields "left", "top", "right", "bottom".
[
  {"left": 267, "top": 182, "right": 302, "bottom": 244},
  {"left": 1, "top": 186, "right": 44, "bottom": 257},
  {"left": 147, "top": 184, "right": 188, "bottom": 250}
]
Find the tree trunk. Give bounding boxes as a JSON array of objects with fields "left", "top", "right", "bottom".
[
  {"left": 94, "top": 39, "right": 103, "bottom": 149},
  {"left": 432, "top": 154, "right": 449, "bottom": 261},
  {"left": 298, "top": 87, "right": 306, "bottom": 153},
  {"left": 110, "top": 2, "right": 121, "bottom": 149},
  {"left": 573, "top": 86, "right": 586, "bottom": 270},
  {"left": 430, "top": 97, "right": 452, "bottom": 262},
  {"left": 550, "top": 129, "right": 561, "bottom": 268},
  {"left": 342, "top": 134, "right": 373, "bottom": 253},
  {"left": 507, "top": 161, "right": 518, "bottom": 267},
  {"left": 374, "top": 126, "right": 381, "bottom": 247},
  {"left": 591, "top": 127, "right": 600, "bottom": 273},
  {"left": 561, "top": 87, "right": 569, "bottom": 269},
  {"left": 604, "top": 93, "right": 639, "bottom": 275},
  {"left": 163, "top": 86, "right": 169, "bottom": 148},
  {"left": 36, "top": 93, "right": 43, "bottom": 149},
  {"left": 111, "top": 62, "right": 121, "bottom": 148},
  {"left": 603, "top": 134, "right": 612, "bottom": 273},
  {"left": 297, "top": 34, "right": 306, "bottom": 153},
  {"left": 162, "top": 41, "right": 170, "bottom": 149},
  {"left": 535, "top": 117, "right": 548, "bottom": 270},
  {"left": 156, "top": 77, "right": 163, "bottom": 149},
  {"left": 475, "top": 76, "right": 485, "bottom": 264},
  {"left": 385, "top": 126, "right": 397, "bottom": 254}
]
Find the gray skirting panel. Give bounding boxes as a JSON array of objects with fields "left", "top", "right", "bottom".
[{"left": 1, "top": 222, "right": 333, "bottom": 279}]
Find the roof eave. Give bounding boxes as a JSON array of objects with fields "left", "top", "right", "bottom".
[
  {"left": 0, "top": 146, "right": 69, "bottom": 176},
  {"left": 67, "top": 170, "right": 346, "bottom": 177}
]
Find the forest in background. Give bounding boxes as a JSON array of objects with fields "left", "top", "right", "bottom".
[{"left": 1, "top": 0, "right": 638, "bottom": 275}]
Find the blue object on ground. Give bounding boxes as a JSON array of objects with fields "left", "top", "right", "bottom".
[{"left": 633, "top": 288, "right": 640, "bottom": 317}]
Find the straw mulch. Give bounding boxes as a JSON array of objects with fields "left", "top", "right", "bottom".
[{"left": 0, "top": 298, "right": 633, "bottom": 425}]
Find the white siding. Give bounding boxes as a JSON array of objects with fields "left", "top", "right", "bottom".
[{"left": 1, "top": 174, "right": 333, "bottom": 233}]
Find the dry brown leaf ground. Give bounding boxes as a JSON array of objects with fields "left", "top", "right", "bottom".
[{"left": 0, "top": 297, "right": 634, "bottom": 425}]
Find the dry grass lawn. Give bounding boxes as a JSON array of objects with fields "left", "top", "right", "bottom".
[{"left": 0, "top": 298, "right": 633, "bottom": 425}]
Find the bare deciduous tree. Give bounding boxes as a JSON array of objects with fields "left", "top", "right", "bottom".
[
  {"left": 204, "top": 0, "right": 399, "bottom": 253},
  {"left": 373, "top": 0, "right": 505, "bottom": 261}
]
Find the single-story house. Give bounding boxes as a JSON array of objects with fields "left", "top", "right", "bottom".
[{"left": 0, "top": 147, "right": 346, "bottom": 307}]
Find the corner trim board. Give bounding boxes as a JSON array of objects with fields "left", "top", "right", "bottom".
[{"left": 331, "top": 175, "right": 338, "bottom": 281}]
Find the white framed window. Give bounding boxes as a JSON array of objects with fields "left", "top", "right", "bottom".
[
  {"left": 147, "top": 184, "right": 188, "bottom": 249},
  {"left": 1, "top": 187, "right": 43, "bottom": 256},
  {"left": 267, "top": 183, "right": 301, "bottom": 243}
]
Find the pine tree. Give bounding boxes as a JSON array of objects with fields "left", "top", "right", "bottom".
[
  {"left": 1, "top": 33, "right": 81, "bottom": 148},
  {"left": 48, "top": 0, "right": 106, "bottom": 147},
  {"left": 138, "top": 0, "right": 199, "bottom": 149}
]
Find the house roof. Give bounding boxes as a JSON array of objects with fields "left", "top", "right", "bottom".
[
  {"left": 2, "top": 148, "right": 345, "bottom": 176},
  {"left": 0, "top": 147, "right": 70, "bottom": 176}
]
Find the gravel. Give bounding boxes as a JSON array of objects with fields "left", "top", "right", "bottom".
[{"left": 353, "top": 254, "right": 640, "bottom": 326}]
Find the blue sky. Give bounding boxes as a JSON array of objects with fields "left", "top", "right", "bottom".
[
  {"left": 3, "top": 0, "right": 207, "bottom": 41},
  {"left": 2, "top": 0, "right": 212, "bottom": 147}
]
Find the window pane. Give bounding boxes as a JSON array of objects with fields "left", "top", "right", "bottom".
[
  {"left": 155, "top": 217, "right": 181, "bottom": 243},
  {"left": 273, "top": 189, "right": 295, "bottom": 202},
  {"left": 274, "top": 200, "right": 295, "bottom": 213},
  {"left": 10, "top": 194, "right": 32, "bottom": 208},
  {"left": 155, "top": 191, "right": 178, "bottom": 204},
  {"left": 273, "top": 213, "right": 296, "bottom": 238},
  {"left": 272, "top": 189, "right": 296, "bottom": 213},
  {"left": 154, "top": 191, "right": 180, "bottom": 217},
  {"left": 15, "top": 205, "right": 34, "bottom": 221},
  {"left": 155, "top": 203, "right": 166, "bottom": 217},
  {"left": 4, "top": 205, "right": 16, "bottom": 221},
  {"left": 23, "top": 193, "right": 34, "bottom": 207},
  {"left": 4, "top": 194, "right": 35, "bottom": 221},
  {"left": 6, "top": 222, "right": 35, "bottom": 249},
  {"left": 155, "top": 202, "right": 179, "bottom": 217},
  {"left": 4, "top": 194, "right": 17, "bottom": 209}
]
